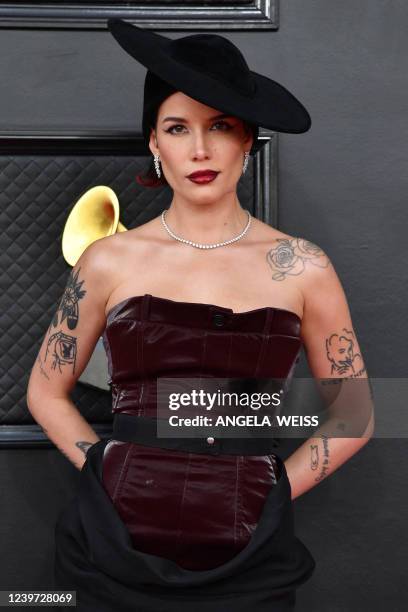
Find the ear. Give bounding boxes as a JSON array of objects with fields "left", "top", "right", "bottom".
[
  {"left": 148, "top": 127, "right": 159, "bottom": 156},
  {"left": 243, "top": 124, "right": 254, "bottom": 152}
]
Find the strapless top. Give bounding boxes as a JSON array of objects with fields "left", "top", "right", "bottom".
[
  {"left": 102, "top": 293, "right": 302, "bottom": 414},
  {"left": 101, "top": 294, "right": 303, "bottom": 570}
]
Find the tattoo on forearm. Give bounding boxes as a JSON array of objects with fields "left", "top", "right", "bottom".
[
  {"left": 76, "top": 441, "right": 94, "bottom": 457},
  {"left": 51, "top": 267, "right": 87, "bottom": 330},
  {"left": 266, "top": 238, "right": 330, "bottom": 281},
  {"left": 38, "top": 428, "right": 88, "bottom": 469},
  {"left": 313, "top": 434, "right": 330, "bottom": 482},
  {"left": 55, "top": 442, "right": 81, "bottom": 470},
  {"left": 322, "top": 374, "right": 367, "bottom": 385},
  {"left": 44, "top": 331, "right": 77, "bottom": 374},
  {"left": 310, "top": 444, "right": 319, "bottom": 470},
  {"left": 326, "top": 328, "right": 365, "bottom": 376}
]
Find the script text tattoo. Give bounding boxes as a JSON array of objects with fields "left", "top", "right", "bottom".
[
  {"left": 313, "top": 434, "right": 330, "bottom": 482},
  {"left": 310, "top": 444, "right": 319, "bottom": 470}
]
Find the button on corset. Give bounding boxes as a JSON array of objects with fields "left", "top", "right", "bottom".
[{"left": 212, "top": 313, "right": 226, "bottom": 327}]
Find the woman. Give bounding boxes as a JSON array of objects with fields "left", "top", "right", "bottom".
[{"left": 27, "top": 19, "right": 373, "bottom": 612}]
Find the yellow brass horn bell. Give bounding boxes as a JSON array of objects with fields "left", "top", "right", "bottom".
[{"left": 62, "top": 185, "right": 127, "bottom": 266}]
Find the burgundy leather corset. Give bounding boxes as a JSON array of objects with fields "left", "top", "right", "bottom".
[{"left": 101, "top": 293, "right": 302, "bottom": 571}]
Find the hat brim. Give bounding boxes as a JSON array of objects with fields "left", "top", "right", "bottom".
[{"left": 107, "top": 19, "right": 311, "bottom": 154}]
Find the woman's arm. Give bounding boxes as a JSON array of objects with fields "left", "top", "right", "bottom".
[
  {"left": 26, "top": 240, "right": 113, "bottom": 470},
  {"left": 283, "top": 242, "right": 374, "bottom": 500}
]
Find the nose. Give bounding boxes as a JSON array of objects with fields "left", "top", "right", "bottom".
[{"left": 190, "top": 129, "right": 211, "bottom": 161}]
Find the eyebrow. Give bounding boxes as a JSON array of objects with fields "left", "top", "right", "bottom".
[{"left": 161, "top": 113, "right": 233, "bottom": 124}]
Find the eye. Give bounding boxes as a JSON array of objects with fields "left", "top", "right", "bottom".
[
  {"left": 165, "top": 121, "right": 233, "bottom": 135},
  {"left": 165, "top": 124, "right": 187, "bottom": 134},
  {"left": 211, "top": 121, "right": 233, "bottom": 131}
]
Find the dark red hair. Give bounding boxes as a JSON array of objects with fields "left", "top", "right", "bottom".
[{"left": 135, "top": 156, "right": 169, "bottom": 188}]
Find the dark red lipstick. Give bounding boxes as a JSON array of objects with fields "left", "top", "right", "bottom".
[{"left": 187, "top": 170, "right": 219, "bottom": 184}]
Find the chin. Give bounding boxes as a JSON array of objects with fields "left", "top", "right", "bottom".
[{"left": 189, "top": 190, "right": 222, "bottom": 204}]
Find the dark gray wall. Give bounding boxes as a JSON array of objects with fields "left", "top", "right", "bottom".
[{"left": 1, "top": 2, "right": 407, "bottom": 610}]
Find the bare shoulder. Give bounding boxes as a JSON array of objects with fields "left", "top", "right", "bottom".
[
  {"left": 85, "top": 216, "right": 165, "bottom": 301},
  {"left": 89, "top": 216, "right": 160, "bottom": 265},
  {"left": 251, "top": 219, "right": 327, "bottom": 270},
  {"left": 265, "top": 235, "right": 331, "bottom": 283},
  {"left": 249, "top": 219, "right": 337, "bottom": 314}
]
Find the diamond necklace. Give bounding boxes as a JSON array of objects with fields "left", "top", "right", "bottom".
[{"left": 160, "top": 209, "right": 252, "bottom": 250}]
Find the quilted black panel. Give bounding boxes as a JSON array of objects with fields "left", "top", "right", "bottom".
[{"left": 0, "top": 137, "right": 255, "bottom": 432}]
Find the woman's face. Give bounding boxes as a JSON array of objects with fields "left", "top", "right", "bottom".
[{"left": 149, "top": 91, "right": 253, "bottom": 201}]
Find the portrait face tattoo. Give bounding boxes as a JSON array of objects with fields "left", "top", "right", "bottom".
[{"left": 325, "top": 328, "right": 365, "bottom": 376}]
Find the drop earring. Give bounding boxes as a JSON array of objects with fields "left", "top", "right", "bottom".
[
  {"left": 153, "top": 153, "right": 161, "bottom": 178},
  {"left": 242, "top": 151, "right": 250, "bottom": 175}
]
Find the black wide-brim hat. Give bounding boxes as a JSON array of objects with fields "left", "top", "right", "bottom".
[{"left": 107, "top": 19, "right": 312, "bottom": 155}]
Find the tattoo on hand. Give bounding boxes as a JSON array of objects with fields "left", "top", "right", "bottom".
[
  {"left": 76, "top": 441, "right": 94, "bottom": 457},
  {"left": 326, "top": 328, "right": 365, "bottom": 376},
  {"left": 266, "top": 238, "right": 330, "bottom": 281},
  {"left": 51, "top": 267, "right": 87, "bottom": 330},
  {"left": 44, "top": 331, "right": 77, "bottom": 374},
  {"left": 314, "top": 435, "right": 330, "bottom": 482}
]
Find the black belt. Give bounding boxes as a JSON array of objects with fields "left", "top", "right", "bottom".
[{"left": 112, "top": 413, "right": 280, "bottom": 456}]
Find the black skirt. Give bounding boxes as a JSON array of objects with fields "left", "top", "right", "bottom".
[{"left": 54, "top": 417, "right": 316, "bottom": 611}]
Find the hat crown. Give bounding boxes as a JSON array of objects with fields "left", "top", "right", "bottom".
[
  {"left": 107, "top": 19, "right": 312, "bottom": 138},
  {"left": 170, "top": 34, "right": 256, "bottom": 97}
]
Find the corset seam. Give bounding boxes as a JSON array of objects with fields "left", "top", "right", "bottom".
[
  {"left": 141, "top": 295, "right": 150, "bottom": 382},
  {"left": 175, "top": 452, "right": 193, "bottom": 559},
  {"left": 234, "top": 456, "right": 243, "bottom": 546},
  {"left": 225, "top": 333, "right": 233, "bottom": 378},
  {"left": 111, "top": 442, "right": 136, "bottom": 503},
  {"left": 197, "top": 329, "right": 208, "bottom": 392},
  {"left": 253, "top": 309, "right": 274, "bottom": 377},
  {"left": 112, "top": 384, "right": 122, "bottom": 412}
]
